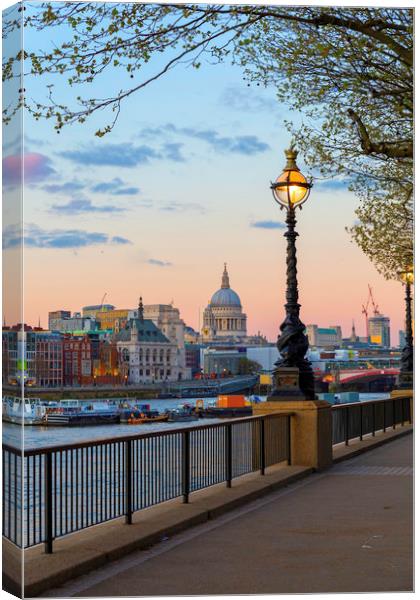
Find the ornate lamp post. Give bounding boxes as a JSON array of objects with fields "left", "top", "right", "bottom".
[
  {"left": 269, "top": 146, "right": 315, "bottom": 400},
  {"left": 398, "top": 267, "right": 414, "bottom": 389}
]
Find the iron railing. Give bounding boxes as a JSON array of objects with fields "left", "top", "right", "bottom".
[
  {"left": 2, "top": 413, "right": 291, "bottom": 553},
  {"left": 332, "top": 395, "right": 411, "bottom": 446}
]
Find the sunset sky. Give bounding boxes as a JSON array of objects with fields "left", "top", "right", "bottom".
[{"left": 3, "top": 3, "right": 406, "bottom": 344}]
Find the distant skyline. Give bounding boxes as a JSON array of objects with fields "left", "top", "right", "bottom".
[{"left": 2, "top": 3, "right": 406, "bottom": 344}]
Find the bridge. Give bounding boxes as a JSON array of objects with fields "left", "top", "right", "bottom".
[{"left": 337, "top": 368, "right": 399, "bottom": 383}]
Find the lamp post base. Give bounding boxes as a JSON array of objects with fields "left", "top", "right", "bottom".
[
  {"left": 268, "top": 367, "right": 307, "bottom": 401},
  {"left": 397, "top": 371, "right": 413, "bottom": 390}
]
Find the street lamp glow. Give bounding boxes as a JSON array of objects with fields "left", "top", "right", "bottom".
[
  {"left": 271, "top": 147, "right": 312, "bottom": 209},
  {"left": 400, "top": 268, "right": 414, "bottom": 285}
]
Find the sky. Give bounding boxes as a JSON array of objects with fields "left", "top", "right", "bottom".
[{"left": 2, "top": 2, "right": 407, "bottom": 344}]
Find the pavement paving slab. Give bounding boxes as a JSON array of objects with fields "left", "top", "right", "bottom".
[{"left": 45, "top": 433, "right": 413, "bottom": 597}]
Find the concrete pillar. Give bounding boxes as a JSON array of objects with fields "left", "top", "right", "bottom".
[{"left": 253, "top": 399, "right": 333, "bottom": 471}]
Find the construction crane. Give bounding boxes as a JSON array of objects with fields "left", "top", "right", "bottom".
[
  {"left": 368, "top": 285, "right": 380, "bottom": 316},
  {"left": 362, "top": 285, "right": 381, "bottom": 340},
  {"left": 361, "top": 289, "right": 371, "bottom": 340},
  {"left": 100, "top": 292, "right": 107, "bottom": 311}
]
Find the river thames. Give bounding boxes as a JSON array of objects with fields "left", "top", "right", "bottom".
[{"left": 2, "top": 393, "right": 389, "bottom": 450}]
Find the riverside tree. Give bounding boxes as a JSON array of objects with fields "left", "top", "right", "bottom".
[{"left": 3, "top": 4, "right": 413, "bottom": 278}]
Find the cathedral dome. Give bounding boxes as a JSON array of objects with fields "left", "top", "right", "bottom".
[{"left": 210, "top": 264, "right": 241, "bottom": 307}]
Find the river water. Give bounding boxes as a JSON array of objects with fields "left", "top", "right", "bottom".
[{"left": 2, "top": 393, "right": 389, "bottom": 450}]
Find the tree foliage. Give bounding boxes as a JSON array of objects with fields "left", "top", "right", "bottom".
[{"left": 3, "top": 4, "right": 413, "bottom": 278}]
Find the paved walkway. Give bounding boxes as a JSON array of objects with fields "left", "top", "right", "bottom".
[{"left": 46, "top": 434, "right": 413, "bottom": 596}]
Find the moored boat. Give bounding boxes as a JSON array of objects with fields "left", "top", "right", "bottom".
[
  {"left": 166, "top": 404, "right": 199, "bottom": 422},
  {"left": 45, "top": 400, "right": 120, "bottom": 426},
  {"left": 2, "top": 396, "right": 45, "bottom": 425}
]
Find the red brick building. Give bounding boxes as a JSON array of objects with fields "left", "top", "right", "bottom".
[{"left": 63, "top": 335, "right": 93, "bottom": 386}]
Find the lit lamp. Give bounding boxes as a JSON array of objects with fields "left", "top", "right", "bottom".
[
  {"left": 398, "top": 266, "right": 414, "bottom": 389},
  {"left": 269, "top": 146, "right": 315, "bottom": 399}
]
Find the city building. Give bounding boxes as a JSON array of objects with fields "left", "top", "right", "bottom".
[
  {"left": 115, "top": 298, "right": 179, "bottom": 383},
  {"left": 399, "top": 330, "right": 406, "bottom": 349},
  {"left": 63, "top": 334, "right": 93, "bottom": 386},
  {"left": 202, "top": 347, "right": 247, "bottom": 375},
  {"left": 49, "top": 311, "right": 99, "bottom": 333},
  {"left": 93, "top": 340, "right": 121, "bottom": 385},
  {"left": 142, "top": 303, "right": 190, "bottom": 379},
  {"left": 96, "top": 309, "right": 133, "bottom": 331},
  {"left": 3, "top": 326, "right": 63, "bottom": 387},
  {"left": 185, "top": 344, "right": 202, "bottom": 376},
  {"left": 48, "top": 310, "right": 71, "bottom": 328},
  {"left": 368, "top": 315, "right": 391, "bottom": 347},
  {"left": 306, "top": 324, "right": 343, "bottom": 347},
  {"left": 82, "top": 304, "right": 115, "bottom": 318},
  {"left": 201, "top": 264, "right": 247, "bottom": 342},
  {"left": 184, "top": 326, "right": 200, "bottom": 344}
]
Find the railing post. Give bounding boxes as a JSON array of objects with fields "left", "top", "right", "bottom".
[
  {"left": 383, "top": 400, "right": 386, "bottom": 432},
  {"left": 44, "top": 453, "right": 53, "bottom": 554},
  {"left": 408, "top": 397, "right": 412, "bottom": 424},
  {"left": 182, "top": 430, "right": 190, "bottom": 503},
  {"left": 260, "top": 417, "right": 266, "bottom": 475},
  {"left": 345, "top": 406, "right": 349, "bottom": 446},
  {"left": 401, "top": 397, "right": 405, "bottom": 426},
  {"left": 125, "top": 439, "right": 133, "bottom": 524},
  {"left": 392, "top": 398, "right": 396, "bottom": 430},
  {"left": 287, "top": 415, "right": 292, "bottom": 465},
  {"left": 225, "top": 424, "right": 232, "bottom": 488},
  {"left": 372, "top": 403, "right": 376, "bottom": 437},
  {"left": 359, "top": 404, "right": 363, "bottom": 441}
]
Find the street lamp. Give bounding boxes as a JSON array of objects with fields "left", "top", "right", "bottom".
[
  {"left": 398, "top": 267, "right": 414, "bottom": 389},
  {"left": 270, "top": 146, "right": 315, "bottom": 399}
]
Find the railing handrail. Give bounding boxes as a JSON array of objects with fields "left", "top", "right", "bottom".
[
  {"left": 331, "top": 396, "right": 406, "bottom": 410},
  {"left": 2, "top": 411, "right": 293, "bottom": 457}
]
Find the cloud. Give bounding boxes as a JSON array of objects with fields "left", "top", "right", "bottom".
[
  {"left": 3, "top": 153, "right": 56, "bottom": 186},
  {"left": 162, "top": 142, "right": 185, "bottom": 162},
  {"left": 3, "top": 224, "right": 131, "bottom": 250},
  {"left": 315, "top": 179, "right": 350, "bottom": 191},
  {"left": 220, "top": 87, "right": 281, "bottom": 113},
  {"left": 60, "top": 144, "right": 161, "bottom": 167},
  {"left": 141, "top": 123, "right": 270, "bottom": 156},
  {"left": 51, "top": 198, "right": 125, "bottom": 215},
  {"left": 91, "top": 177, "right": 140, "bottom": 195},
  {"left": 250, "top": 220, "right": 286, "bottom": 229},
  {"left": 147, "top": 258, "right": 173, "bottom": 267},
  {"left": 159, "top": 201, "right": 205, "bottom": 214},
  {"left": 44, "top": 180, "right": 86, "bottom": 195}
]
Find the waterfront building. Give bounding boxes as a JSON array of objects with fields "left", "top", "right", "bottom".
[
  {"left": 93, "top": 340, "right": 121, "bottom": 385},
  {"left": 202, "top": 347, "right": 246, "bottom": 375},
  {"left": 115, "top": 298, "right": 179, "bottom": 383},
  {"left": 306, "top": 324, "right": 342, "bottom": 347},
  {"left": 63, "top": 334, "right": 93, "bottom": 386},
  {"left": 368, "top": 315, "right": 391, "bottom": 348},
  {"left": 48, "top": 310, "right": 71, "bottom": 329},
  {"left": 399, "top": 330, "right": 406, "bottom": 349},
  {"left": 3, "top": 326, "right": 63, "bottom": 387},
  {"left": 185, "top": 344, "right": 202, "bottom": 376},
  {"left": 96, "top": 308, "right": 133, "bottom": 331},
  {"left": 142, "top": 303, "right": 190, "bottom": 379},
  {"left": 82, "top": 304, "right": 115, "bottom": 318},
  {"left": 184, "top": 325, "right": 200, "bottom": 344},
  {"left": 201, "top": 264, "right": 247, "bottom": 342},
  {"left": 49, "top": 312, "right": 99, "bottom": 333}
]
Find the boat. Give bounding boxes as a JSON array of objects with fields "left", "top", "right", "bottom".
[
  {"left": 45, "top": 400, "right": 120, "bottom": 426},
  {"left": 2, "top": 396, "right": 45, "bottom": 425},
  {"left": 166, "top": 404, "right": 199, "bottom": 422},
  {"left": 127, "top": 408, "right": 169, "bottom": 425},
  {"left": 199, "top": 395, "right": 253, "bottom": 418}
]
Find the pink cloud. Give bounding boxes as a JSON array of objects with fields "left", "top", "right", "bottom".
[{"left": 3, "top": 152, "right": 56, "bottom": 186}]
